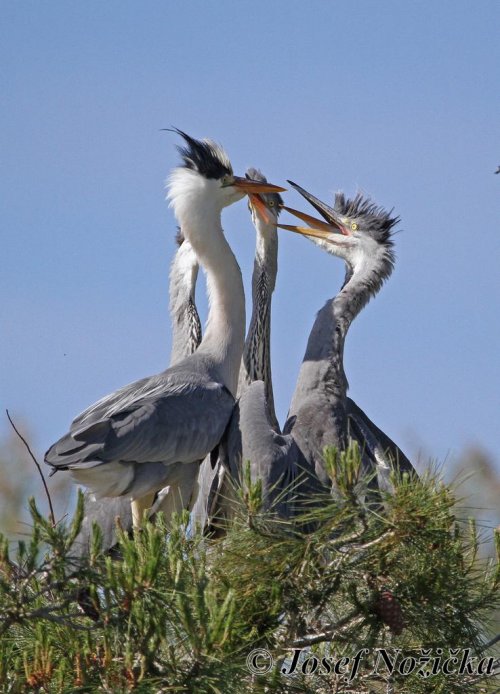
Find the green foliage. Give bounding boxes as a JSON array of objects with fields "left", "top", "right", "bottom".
[{"left": 0, "top": 445, "right": 499, "bottom": 693}]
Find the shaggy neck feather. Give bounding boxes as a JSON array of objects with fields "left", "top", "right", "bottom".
[{"left": 288, "top": 256, "right": 379, "bottom": 415}]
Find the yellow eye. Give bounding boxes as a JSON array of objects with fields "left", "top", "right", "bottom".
[
  {"left": 268, "top": 200, "right": 275, "bottom": 207},
  {"left": 351, "top": 222, "right": 358, "bottom": 231}
]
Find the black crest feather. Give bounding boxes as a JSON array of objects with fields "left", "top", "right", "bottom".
[{"left": 170, "top": 128, "right": 232, "bottom": 180}]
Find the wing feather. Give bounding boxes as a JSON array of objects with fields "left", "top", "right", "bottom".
[{"left": 46, "top": 379, "right": 235, "bottom": 471}]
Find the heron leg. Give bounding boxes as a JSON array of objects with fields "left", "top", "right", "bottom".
[
  {"left": 152, "top": 462, "right": 199, "bottom": 522},
  {"left": 131, "top": 493, "right": 156, "bottom": 528}
]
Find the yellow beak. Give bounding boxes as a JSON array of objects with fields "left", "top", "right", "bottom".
[
  {"left": 248, "top": 193, "right": 272, "bottom": 224},
  {"left": 276, "top": 205, "right": 347, "bottom": 240},
  {"left": 231, "top": 176, "right": 286, "bottom": 194}
]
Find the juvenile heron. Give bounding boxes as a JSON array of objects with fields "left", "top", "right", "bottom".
[
  {"left": 45, "top": 130, "right": 285, "bottom": 526},
  {"left": 237, "top": 168, "right": 282, "bottom": 430},
  {"left": 279, "top": 181, "right": 415, "bottom": 490}
]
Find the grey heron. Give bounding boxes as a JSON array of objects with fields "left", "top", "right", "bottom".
[
  {"left": 191, "top": 169, "right": 294, "bottom": 527},
  {"left": 74, "top": 230, "right": 202, "bottom": 552},
  {"left": 237, "top": 169, "right": 282, "bottom": 430},
  {"left": 44, "top": 129, "right": 285, "bottom": 527},
  {"left": 279, "top": 181, "right": 416, "bottom": 491},
  {"left": 169, "top": 229, "right": 202, "bottom": 366},
  {"left": 197, "top": 174, "right": 415, "bottom": 528}
]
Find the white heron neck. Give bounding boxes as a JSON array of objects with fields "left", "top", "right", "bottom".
[
  {"left": 200, "top": 230, "right": 245, "bottom": 396},
  {"left": 168, "top": 170, "right": 245, "bottom": 396}
]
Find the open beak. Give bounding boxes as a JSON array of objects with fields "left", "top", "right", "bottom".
[
  {"left": 276, "top": 223, "right": 339, "bottom": 242},
  {"left": 276, "top": 205, "right": 348, "bottom": 242},
  {"left": 275, "top": 180, "right": 349, "bottom": 242},
  {"left": 231, "top": 176, "right": 286, "bottom": 194},
  {"left": 287, "top": 180, "right": 338, "bottom": 223},
  {"left": 248, "top": 193, "right": 272, "bottom": 224}
]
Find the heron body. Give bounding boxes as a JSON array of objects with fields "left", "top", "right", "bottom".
[
  {"left": 280, "top": 182, "right": 416, "bottom": 489},
  {"left": 45, "top": 130, "right": 284, "bottom": 526},
  {"left": 224, "top": 172, "right": 305, "bottom": 511},
  {"left": 207, "top": 172, "right": 311, "bottom": 523},
  {"left": 75, "top": 232, "right": 203, "bottom": 552}
]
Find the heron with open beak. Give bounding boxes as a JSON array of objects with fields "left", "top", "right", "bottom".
[{"left": 276, "top": 181, "right": 416, "bottom": 493}]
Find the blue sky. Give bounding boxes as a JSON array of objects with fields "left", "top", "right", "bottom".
[{"left": 1, "top": 1, "right": 499, "bottom": 479}]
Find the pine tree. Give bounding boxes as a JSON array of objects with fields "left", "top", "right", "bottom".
[{"left": 0, "top": 444, "right": 499, "bottom": 693}]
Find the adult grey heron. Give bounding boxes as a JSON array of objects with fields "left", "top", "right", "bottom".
[
  {"left": 278, "top": 181, "right": 415, "bottom": 491},
  {"left": 44, "top": 129, "right": 285, "bottom": 527},
  {"left": 74, "top": 230, "right": 202, "bottom": 552}
]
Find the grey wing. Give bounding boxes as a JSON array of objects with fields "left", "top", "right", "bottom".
[
  {"left": 46, "top": 381, "right": 235, "bottom": 470},
  {"left": 71, "top": 375, "right": 152, "bottom": 432},
  {"left": 346, "top": 397, "right": 417, "bottom": 492}
]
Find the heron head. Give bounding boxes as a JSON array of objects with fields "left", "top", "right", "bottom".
[
  {"left": 278, "top": 180, "right": 397, "bottom": 280},
  {"left": 167, "top": 129, "right": 285, "bottom": 212},
  {"left": 245, "top": 168, "right": 283, "bottom": 226}
]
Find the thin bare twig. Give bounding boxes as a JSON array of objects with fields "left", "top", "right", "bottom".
[{"left": 5, "top": 409, "right": 55, "bottom": 527}]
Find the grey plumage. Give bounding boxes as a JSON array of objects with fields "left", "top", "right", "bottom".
[
  {"left": 346, "top": 398, "right": 415, "bottom": 485},
  {"left": 281, "top": 181, "right": 416, "bottom": 492},
  {"left": 45, "top": 130, "right": 251, "bottom": 525},
  {"left": 237, "top": 168, "right": 283, "bottom": 429},
  {"left": 74, "top": 233, "right": 204, "bottom": 553},
  {"left": 46, "top": 362, "right": 235, "bottom": 496},
  {"left": 198, "top": 176, "right": 415, "bottom": 527},
  {"left": 226, "top": 170, "right": 304, "bottom": 513},
  {"left": 203, "top": 171, "right": 311, "bottom": 523},
  {"left": 169, "top": 230, "right": 202, "bottom": 366},
  {"left": 192, "top": 169, "right": 292, "bottom": 527}
]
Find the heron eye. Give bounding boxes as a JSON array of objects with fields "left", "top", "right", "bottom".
[
  {"left": 221, "top": 175, "right": 230, "bottom": 186},
  {"left": 268, "top": 200, "right": 275, "bottom": 207},
  {"left": 351, "top": 222, "right": 358, "bottom": 231}
]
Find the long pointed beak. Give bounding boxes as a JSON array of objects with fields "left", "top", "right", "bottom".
[
  {"left": 231, "top": 176, "right": 286, "bottom": 194},
  {"left": 276, "top": 223, "right": 339, "bottom": 242},
  {"left": 287, "top": 179, "right": 338, "bottom": 224},
  {"left": 248, "top": 193, "right": 272, "bottom": 224},
  {"left": 277, "top": 204, "right": 349, "bottom": 240},
  {"left": 281, "top": 205, "right": 335, "bottom": 233}
]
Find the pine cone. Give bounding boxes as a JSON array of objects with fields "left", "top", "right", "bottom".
[{"left": 375, "top": 589, "right": 404, "bottom": 635}]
